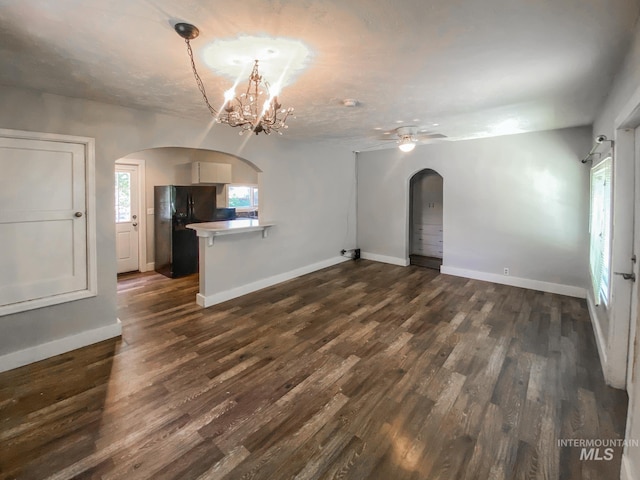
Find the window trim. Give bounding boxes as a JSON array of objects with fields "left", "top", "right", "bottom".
[{"left": 589, "top": 155, "right": 613, "bottom": 307}]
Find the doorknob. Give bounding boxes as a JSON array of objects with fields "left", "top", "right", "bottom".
[
  {"left": 74, "top": 211, "right": 83, "bottom": 217},
  {"left": 132, "top": 222, "right": 138, "bottom": 227},
  {"left": 614, "top": 272, "right": 636, "bottom": 281}
]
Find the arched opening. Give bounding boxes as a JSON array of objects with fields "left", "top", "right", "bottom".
[
  {"left": 114, "top": 146, "right": 261, "bottom": 276},
  {"left": 409, "top": 169, "right": 443, "bottom": 269}
]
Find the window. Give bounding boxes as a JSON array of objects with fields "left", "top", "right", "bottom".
[
  {"left": 115, "top": 171, "right": 131, "bottom": 223},
  {"left": 228, "top": 184, "right": 258, "bottom": 211},
  {"left": 589, "top": 156, "right": 613, "bottom": 306}
]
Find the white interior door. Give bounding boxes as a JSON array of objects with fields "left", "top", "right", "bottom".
[
  {"left": 621, "top": 124, "right": 640, "bottom": 480},
  {"left": 115, "top": 163, "right": 139, "bottom": 274},
  {"left": 627, "top": 127, "right": 640, "bottom": 389},
  {"left": 0, "top": 134, "right": 91, "bottom": 312}
]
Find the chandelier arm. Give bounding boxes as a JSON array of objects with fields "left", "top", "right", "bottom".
[{"left": 184, "top": 39, "right": 218, "bottom": 116}]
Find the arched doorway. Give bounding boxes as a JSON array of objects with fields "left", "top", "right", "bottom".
[
  {"left": 115, "top": 147, "right": 261, "bottom": 276},
  {"left": 409, "top": 169, "right": 443, "bottom": 269}
]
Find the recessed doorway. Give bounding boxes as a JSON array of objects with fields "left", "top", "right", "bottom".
[{"left": 409, "top": 169, "right": 443, "bottom": 269}]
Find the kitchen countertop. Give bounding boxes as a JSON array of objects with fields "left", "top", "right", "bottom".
[{"left": 187, "top": 219, "right": 275, "bottom": 245}]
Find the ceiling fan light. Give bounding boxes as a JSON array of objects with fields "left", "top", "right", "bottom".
[
  {"left": 399, "top": 143, "right": 415, "bottom": 152},
  {"left": 398, "top": 136, "right": 416, "bottom": 152}
]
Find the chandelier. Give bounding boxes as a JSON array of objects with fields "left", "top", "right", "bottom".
[{"left": 175, "top": 23, "right": 294, "bottom": 135}]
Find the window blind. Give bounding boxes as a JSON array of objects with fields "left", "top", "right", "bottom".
[{"left": 589, "top": 156, "right": 613, "bottom": 306}]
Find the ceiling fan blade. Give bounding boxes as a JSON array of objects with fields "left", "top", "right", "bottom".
[{"left": 415, "top": 133, "right": 447, "bottom": 140}]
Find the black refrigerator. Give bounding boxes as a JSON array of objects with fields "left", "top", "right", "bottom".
[{"left": 154, "top": 185, "right": 217, "bottom": 278}]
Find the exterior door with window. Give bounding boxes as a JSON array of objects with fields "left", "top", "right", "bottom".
[{"left": 115, "top": 163, "right": 139, "bottom": 273}]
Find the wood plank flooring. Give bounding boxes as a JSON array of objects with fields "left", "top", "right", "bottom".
[{"left": 0, "top": 260, "right": 629, "bottom": 479}]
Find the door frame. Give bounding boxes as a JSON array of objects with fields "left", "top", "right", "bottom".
[{"left": 115, "top": 158, "right": 147, "bottom": 273}]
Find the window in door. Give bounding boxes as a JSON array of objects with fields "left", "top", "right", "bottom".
[
  {"left": 115, "top": 171, "right": 131, "bottom": 223},
  {"left": 589, "top": 156, "right": 613, "bottom": 306}
]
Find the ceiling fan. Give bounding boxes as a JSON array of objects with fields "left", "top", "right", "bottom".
[{"left": 375, "top": 126, "right": 447, "bottom": 152}]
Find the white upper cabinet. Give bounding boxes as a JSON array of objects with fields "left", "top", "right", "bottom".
[{"left": 191, "top": 162, "right": 232, "bottom": 184}]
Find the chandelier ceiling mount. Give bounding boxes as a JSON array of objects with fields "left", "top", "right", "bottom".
[{"left": 175, "top": 23, "right": 199, "bottom": 41}]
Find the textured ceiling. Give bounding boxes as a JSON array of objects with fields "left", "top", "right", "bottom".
[{"left": 0, "top": 0, "right": 639, "bottom": 151}]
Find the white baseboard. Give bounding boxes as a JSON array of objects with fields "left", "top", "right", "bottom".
[
  {"left": 141, "top": 262, "right": 154, "bottom": 273},
  {"left": 0, "top": 319, "right": 122, "bottom": 373},
  {"left": 360, "top": 252, "right": 409, "bottom": 267},
  {"left": 621, "top": 453, "right": 637, "bottom": 480},
  {"left": 197, "top": 256, "right": 351, "bottom": 308},
  {"left": 440, "top": 266, "right": 587, "bottom": 298}
]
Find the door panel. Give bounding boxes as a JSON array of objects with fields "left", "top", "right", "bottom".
[
  {"left": 190, "top": 186, "right": 217, "bottom": 222},
  {"left": 0, "top": 136, "right": 88, "bottom": 308},
  {"left": 0, "top": 148, "right": 74, "bottom": 211},
  {"left": 173, "top": 186, "right": 190, "bottom": 220},
  {"left": 116, "top": 230, "right": 132, "bottom": 258}
]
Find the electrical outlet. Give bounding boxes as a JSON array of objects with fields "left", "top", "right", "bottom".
[{"left": 503, "top": 267, "right": 510, "bottom": 276}]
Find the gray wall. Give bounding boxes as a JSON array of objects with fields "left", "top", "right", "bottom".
[
  {"left": 121, "top": 147, "right": 260, "bottom": 265},
  {"left": 357, "top": 127, "right": 591, "bottom": 289},
  {"left": 0, "top": 85, "right": 356, "bottom": 357}
]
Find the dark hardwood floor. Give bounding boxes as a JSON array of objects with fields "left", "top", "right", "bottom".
[{"left": 0, "top": 260, "right": 629, "bottom": 479}]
